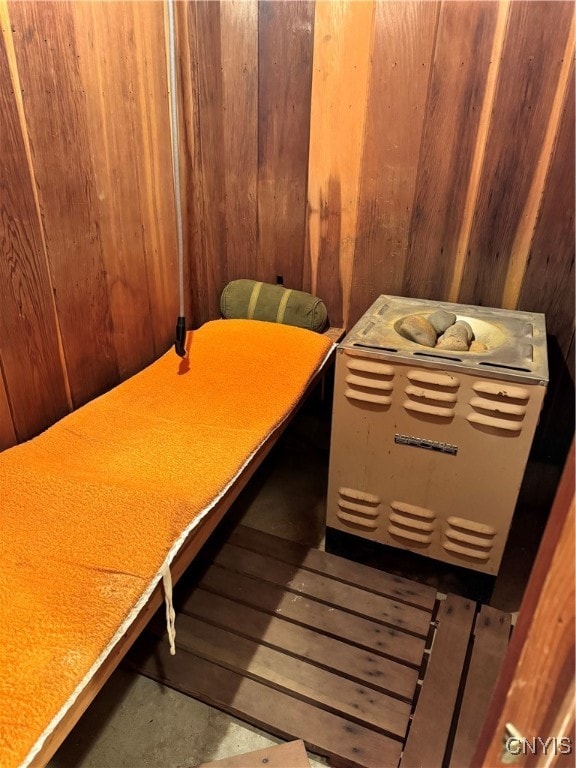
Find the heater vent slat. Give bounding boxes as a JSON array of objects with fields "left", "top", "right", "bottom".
[
  {"left": 336, "top": 488, "right": 381, "bottom": 530},
  {"left": 345, "top": 357, "right": 395, "bottom": 377},
  {"left": 472, "top": 381, "right": 530, "bottom": 401},
  {"left": 443, "top": 516, "right": 495, "bottom": 562},
  {"left": 469, "top": 397, "right": 527, "bottom": 417},
  {"left": 338, "top": 499, "right": 380, "bottom": 518},
  {"left": 346, "top": 374, "right": 393, "bottom": 392},
  {"left": 344, "top": 355, "right": 395, "bottom": 408},
  {"left": 337, "top": 511, "right": 378, "bottom": 530},
  {"left": 388, "top": 524, "right": 432, "bottom": 544},
  {"left": 444, "top": 528, "right": 493, "bottom": 549},
  {"left": 404, "top": 400, "right": 455, "bottom": 418},
  {"left": 405, "top": 385, "right": 457, "bottom": 403},
  {"left": 404, "top": 367, "right": 460, "bottom": 416},
  {"left": 467, "top": 412, "right": 522, "bottom": 433},
  {"left": 390, "top": 501, "right": 435, "bottom": 520},
  {"left": 389, "top": 512, "right": 434, "bottom": 532},
  {"left": 339, "top": 487, "right": 380, "bottom": 504},
  {"left": 447, "top": 517, "right": 495, "bottom": 536},
  {"left": 346, "top": 389, "right": 392, "bottom": 406},
  {"left": 442, "top": 540, "right": 490, "bottom": 561},
  {"left": 407, "top": 370, "right": 460, "bottom": 388},
  {"left": 388, "top": 501, "right": 436, "bottom": 545}
]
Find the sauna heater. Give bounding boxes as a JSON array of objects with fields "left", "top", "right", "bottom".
[{"left": 326, "top": 295, "right": 548, "bottom": 575}]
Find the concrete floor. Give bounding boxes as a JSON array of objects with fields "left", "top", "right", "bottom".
[{"left": 49, "top": 396, "right": 560, "bottom": 768}]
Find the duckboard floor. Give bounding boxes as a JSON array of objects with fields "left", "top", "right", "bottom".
[{"left": 127, "top": 525, "right": 511, "bottom": 768}]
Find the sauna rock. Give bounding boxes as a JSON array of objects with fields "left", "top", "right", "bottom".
[
  {"left": 435, "top": 320, "right": 475, "bottom": 351},
  {"left": 428, "top": 309, "right": 457, "bottom": 335},
  {"left": 452, "top": 320, "right": 474, "bottom": 343},
  {"left": 435, "top": 333, "right": 470, "bottom": 351},
  {"left": 399, "top": 314, "right": 437, "bottom": 347},
  {"left": 399, "top": 308, "right": 485, "bottom": 353}
]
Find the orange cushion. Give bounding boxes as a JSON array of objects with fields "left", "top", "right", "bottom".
[{"left": 0, "top": 320, "right": 332, "bottom": 768}]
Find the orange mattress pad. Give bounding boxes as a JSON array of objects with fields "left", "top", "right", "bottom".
[{"left": 0, "top": 320, "right": 333, "bottom": 768}]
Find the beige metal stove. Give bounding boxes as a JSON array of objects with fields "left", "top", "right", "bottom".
[{"left": 326, "top": 295, "right": 548, "bottom": 575}]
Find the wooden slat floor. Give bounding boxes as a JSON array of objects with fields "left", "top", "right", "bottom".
[{"left": 127, "top": 525, "right": 511, "bottom": 768}]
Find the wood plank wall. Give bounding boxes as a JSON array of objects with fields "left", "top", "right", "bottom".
[
  {"left": 0, "top": 0, "right": 573, "bottom": 463},
  {"left": 0, "top": 0, "right": 178, "bottom": 450}
]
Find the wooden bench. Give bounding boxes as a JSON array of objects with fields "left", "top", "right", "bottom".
[
  {"left": 128, "top": 525, "right": 511, "bottom": 768},
  {"left": 26, "top": 326, "right": 344, "bottom": 768}
]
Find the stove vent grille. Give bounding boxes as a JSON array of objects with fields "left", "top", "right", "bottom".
[
  {"left": 387, "top": 501, "right": 435, "bottom": 546},
  {"left": 403, "top": 369, "right": 459, "bottom": 419},
  {"left": 344, "top": 356, "right": 394, "bottom": 407},
  {"left": 337, "top": 487, "right": 381, "bottom": 530},
  {"left": 442, "top": 516, "right": 496, "bottom": 562},
  {"left": 468, "top": 380, "right": 530, "bottom": 434}
]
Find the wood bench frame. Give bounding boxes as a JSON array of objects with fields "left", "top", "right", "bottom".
[{"left": 30, "top": 327, "right": 344, "bottom": 767}]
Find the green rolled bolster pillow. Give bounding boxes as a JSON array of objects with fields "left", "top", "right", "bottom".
[{"left": 220, "top": 279, "right": 328, "bottom": 333}]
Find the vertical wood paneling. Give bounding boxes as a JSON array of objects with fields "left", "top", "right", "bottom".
[
  {"left": 447, "top": 0, "right": 510, "bottom": 304},
  {"left": 9, "top": 1, "right": 119, "bottom": 407},
  {"left": 349, "top": 1, "right": 438, "bottom": 326},
  {"left": 120, "top": 2, "right": 179, "bottom": 358},
  {"left": 502, "top": 23, "right": 575, "bottom": 311},
  {"left": 258, "top": 0, "right": 315, "bottom": 289},
  {"left": 307, "top": 1, "right": 375, "bottom": 328},
  {"left": 0, "top": 362, "right": 17, "bottom": 451},
  {"left": 73, "top": 3, "right": 154, "bottom": 380},
  {"left": 221, "top": 1, "right": 259, "bottom": 284},
  {"left": 519, "top": 67, "right": 575, "bottom": 463},
  {"left": 0, "top": 0, "right": 572, "bottom": 470},
  {"left": 402, "top": 2, "right": 499, "bottom": 301},
  {"left": 180, "top": 1, "right": 227, "bottom": 326},
  {"left": 71, "top": 2, "right": 177, "bottom": 378},
  {"left": 177, "top": 1, "right": 198, "bottom": 326},
  {"left": 125, "top": 3, "right": 180, "bottom": 354},
  {"left": 458, "top": 1, "right": 574, "bottom": 308},
  {"left": 518, "top": 64, "right": 575, "bottom": 358},
  {"left": 0, "top": 13, "right": 71, "bottom": 440},
  {"left": 308, "top": 175, "right": 345, "bottom": 327}
]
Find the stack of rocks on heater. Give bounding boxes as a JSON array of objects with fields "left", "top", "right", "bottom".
[{"left": 399, "top": 309, "right": 488, "bottom": 352}]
